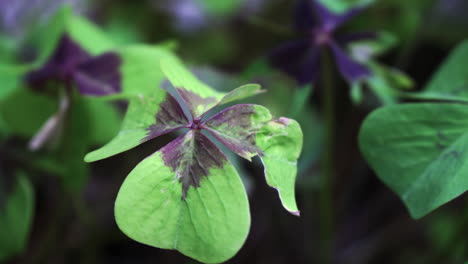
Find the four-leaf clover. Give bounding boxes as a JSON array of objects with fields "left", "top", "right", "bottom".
[{"left": 85, "top": 58, "right": 303, "bottom": 263}]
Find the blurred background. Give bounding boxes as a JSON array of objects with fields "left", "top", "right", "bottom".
[{"left": 1, "top": 0, "right": 468, "bottom": 263}]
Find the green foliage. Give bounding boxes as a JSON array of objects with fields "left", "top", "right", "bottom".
[
  {"left": 359, "top": 40, "right": 468, "bottom": 218},
  {"left": 0, "top": 174, "right": 34, "bottom": 262}
]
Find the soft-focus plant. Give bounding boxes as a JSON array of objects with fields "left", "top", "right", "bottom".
[
  {"left": 269, "top": 0, "right": 372, "bottom": 85},
  {"left": 268, "top": 0, "right": 412, "bottom": 104},
  {"left": 85, "top": 58, "right": 303, "bottom": 263}
]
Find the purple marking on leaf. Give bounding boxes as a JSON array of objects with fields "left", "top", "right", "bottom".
[
  {"left": 329, "top": 41, "right": 370, "bottom": 82},
  {"left": 175, "top": 88, "right": 218, "bottom": 118},
  {"left": 161, "top": 130, "right": 226, "bottom": 199},
  {"left": 269, "top": 40, "right": 321, "bottom": 85},
  {"left": 145, "top": 93, "right": 190, "bottom": 141},
  {"left": 26, "top": 34, "right": 91, "bottom": 89},
  {"left": 204, "top": 104, "right": 262, "bottom": 160},
  {"left": 74, "top": 52, "right": 122, "bottom": 96},
  {"left": 26, "top": 34, "right": 122, "bottom": 97}
]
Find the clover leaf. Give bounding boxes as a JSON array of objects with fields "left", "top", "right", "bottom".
[
  {"left": 359, "top": 40, "right": 468, "bottom": 219},
  {"left": 85, "top": 58, "right": 303, "bottom": 263}
]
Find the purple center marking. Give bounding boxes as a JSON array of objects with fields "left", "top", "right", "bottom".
[{"left": 189, "top": 118, "right": 204, "bottom": 130}]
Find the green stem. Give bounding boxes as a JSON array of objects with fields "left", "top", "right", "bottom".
[{"left": 319, "top": 49, "right": 335, "bottom": 264}]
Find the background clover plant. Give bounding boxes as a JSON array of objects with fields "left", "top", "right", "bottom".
[
  {"left": 269, "top": 0, "right": 372, "bottom": 85},
  {"left": 85, "top": 58, "right": 303, "bottom": 263}
]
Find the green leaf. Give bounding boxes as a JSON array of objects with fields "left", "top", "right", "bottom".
[
  {"left": 359, "top": 103, "right": 468, "bottom": 218},
  {"left": 115, "top": 131, "right": 250, "bottom": 263},
  {"left": 256, "top": 118, "right": 303, "bottom": 215},
  {"left": 84, "top": 89, "right": 179, "bottom": 162},
  {"left": 0, "top": 174, "right": 34, "bottom": 262}
]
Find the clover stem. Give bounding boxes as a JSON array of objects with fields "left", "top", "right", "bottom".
[{"left": 319, "top": 49, "right": 335, "bottom": 264}]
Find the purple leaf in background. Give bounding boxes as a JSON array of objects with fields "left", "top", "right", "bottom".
[
  {"left": 25, "top": 34, "right": 121, "bottom": 151},
  {"left": 74, "top": 53, "right": 122, "bottom": 96},
  {"left": 329, "top": 41, "right": 370, "bottom": 82},
  {"left": 26, "top": 34, "right": 121, "bottom": 96},
  {"left": 26, "top": 34, "right": 90, "bottom": 88},
  {"left": 269, "top": 0, "right": 373, "bottom": 85}
]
